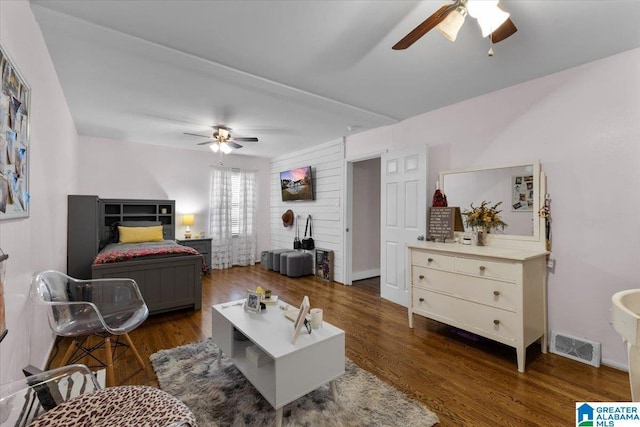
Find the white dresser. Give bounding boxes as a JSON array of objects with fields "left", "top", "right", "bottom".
[{"left": 408, "top": 241, "right": 548, "bottom": 372}]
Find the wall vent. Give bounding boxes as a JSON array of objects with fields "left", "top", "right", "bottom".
[{"left": 550, "top": 331, "right": 601, "bottom": 367}]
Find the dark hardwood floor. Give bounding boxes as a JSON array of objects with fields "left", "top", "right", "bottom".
[{"left": 48, "top": 265, "right": 630, "bottom": 426}]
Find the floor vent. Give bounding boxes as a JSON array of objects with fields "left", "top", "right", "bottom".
[{"left": 550, "top": 331, "right": 601, "bottom": 367}]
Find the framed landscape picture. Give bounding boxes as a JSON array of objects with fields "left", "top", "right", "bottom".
[{"left": 0, "top": 44, "right": 30, "bottom": 220}]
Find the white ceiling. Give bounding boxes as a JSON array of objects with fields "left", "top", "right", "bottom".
[{"left": 30, "top": 1, "right": 640, "bottom": 159}]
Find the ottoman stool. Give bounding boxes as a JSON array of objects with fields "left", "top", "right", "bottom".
[
  {"left": 286, "top": 252, "right": 313, "bottom": 278},
  {"left": 270, "top": 249, "right": 292, "bottom": 272},
  {"left": 280, "top": 252, "right": 294, "bottom": 275},
  {"left": 261, "top": 251, "right": 269, "bottom": 269}
]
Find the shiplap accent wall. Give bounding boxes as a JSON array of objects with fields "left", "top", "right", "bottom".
[{"left": 270, "top": 139, "right": 344, "bottom": 283}]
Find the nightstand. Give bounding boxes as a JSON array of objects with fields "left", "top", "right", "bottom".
[{"left": 177, "top": 237, "right": 212, "bottom": 272}]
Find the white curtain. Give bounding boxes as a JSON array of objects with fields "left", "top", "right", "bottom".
[
  {"left": 236, "top": 170, "right": 257, "bottom": 266},
  {"left": 208, "top": 167, "right": 257, "bottom": 269},
  {"left": 209, "top": 167, "right": 233, "bottom": 269}
]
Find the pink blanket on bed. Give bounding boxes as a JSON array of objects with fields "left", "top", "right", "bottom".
[{"left": 93, "top": 243, "right": 206, "bottom": 272}]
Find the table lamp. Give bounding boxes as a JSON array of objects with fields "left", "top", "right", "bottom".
[{"left": 182, "top": 214, "right": 194, "bottom": 239}]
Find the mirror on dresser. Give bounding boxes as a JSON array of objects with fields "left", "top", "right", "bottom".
[{"left": 440, "top": 160, "right": 546, "bottom": 250}]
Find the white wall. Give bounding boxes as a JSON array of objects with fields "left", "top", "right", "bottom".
[
  {"left": 346, "top": 48, "right": 640, "bottom": 368},
  {"left": 352, "top": 158, "right": 380, "bottom": 279},
  {"left": 270, "top": 139, "right": 344, "bottom": 283},
  {"left": 0, "top": 0, "right": 79, "bottom": 383},
  {"left": 76, "top": 136, "right": 272, "bottom": 260}
]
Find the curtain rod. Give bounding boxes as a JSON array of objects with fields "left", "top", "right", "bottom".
[{"left": 209, "top": 165, "right": 258, "bottom": 172}]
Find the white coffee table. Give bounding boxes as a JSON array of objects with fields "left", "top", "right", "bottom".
[{"left": 211, "top": 299, "right": 345, "bottom": 427}]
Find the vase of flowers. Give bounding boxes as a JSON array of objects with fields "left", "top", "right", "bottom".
[{"left": 462, "top": 201, "right": 507, "bottom": 246}]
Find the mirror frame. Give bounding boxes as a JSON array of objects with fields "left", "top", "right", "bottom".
[{"left": 439, "top": 160, "right": 546, "bottom": 250}]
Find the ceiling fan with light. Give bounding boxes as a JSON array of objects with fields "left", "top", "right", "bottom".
[
  {"left": 184, "top": 126, "right": 259, "bottom": 154},
  {"left": 392, "top": 0, "right": 517, "bottom": 50}
]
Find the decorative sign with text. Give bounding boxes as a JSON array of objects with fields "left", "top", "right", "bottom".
[{"left": 427, "top": 207, "right": 464, "bottom": 242}]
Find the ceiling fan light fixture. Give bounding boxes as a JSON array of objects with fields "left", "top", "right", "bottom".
[
  {"left": 467, "top": 0, "right": 509, "bottom": 37},
  {"left": 210, "top": 143, "right": 220, "bottom": 153},
  {"left": 436, "top": 6, "right": 467, "bottom": 42},
  {"left": 220, "top": 142, "right": 232, "bottom": 154}
]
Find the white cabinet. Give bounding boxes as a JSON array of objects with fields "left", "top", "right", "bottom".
[{"left": 408, "top": 242, "right": 548, "bottom": 372}]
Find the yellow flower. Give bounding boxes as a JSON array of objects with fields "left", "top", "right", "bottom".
[{"left": 462, "top": 200, "right": 508, "bottom": 231}]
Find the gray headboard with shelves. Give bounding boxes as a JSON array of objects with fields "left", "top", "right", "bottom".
[{"left": 99, "top": 198, "right": 175, "bottom": 249}]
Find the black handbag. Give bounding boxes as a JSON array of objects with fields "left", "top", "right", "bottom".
[
  {"left": 301, "top": 215, "right": 315, "bottom": 250},
  {"left": 293, "top": 215, "right": 301, "bottom": 249}
]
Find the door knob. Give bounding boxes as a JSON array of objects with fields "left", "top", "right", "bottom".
[{"left": 417, "top": 235, "right": 425, "bottom": 241}]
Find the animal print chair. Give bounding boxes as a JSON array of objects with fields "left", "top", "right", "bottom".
[{"left": 0, "top": 364, "right": 197, "bottom": 426}]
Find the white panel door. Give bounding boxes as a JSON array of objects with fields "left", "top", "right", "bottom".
[{"left": 380, "top": 146, "right": 427, "bottom": 306}]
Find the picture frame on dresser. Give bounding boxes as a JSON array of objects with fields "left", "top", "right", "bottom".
[{"left": 0, "top": 44, "right": 30, "bottom": 220}]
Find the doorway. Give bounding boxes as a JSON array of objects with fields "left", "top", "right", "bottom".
[{"left": 345, "top": 157, "right": 381, "bottom": 288}]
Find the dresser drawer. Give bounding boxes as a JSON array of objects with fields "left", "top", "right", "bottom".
[
  {"left": 455, "top": 256, "right": 516, "bottom": 282},
  {"left": 458, "top": 299, "right": 517, "bottom": 343},
  {"left": 412, "top": 289, "right": 517, "bottom": 343},
  {"left": 411, "top": 251, "right": 455, "bottom": 271},
  {"left": 413, "top": 267, "right": 517, "bottom": 311},
  {"left": 412, "top": 288, "right": 457, "bottom": 322}
]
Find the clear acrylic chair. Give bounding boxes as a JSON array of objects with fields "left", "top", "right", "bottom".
[
  {"left": 31, "top": 270, "right": 149, "bottom": 387},
  {"left": 0, "top": 364, "right": 196, "bottom": 426}
]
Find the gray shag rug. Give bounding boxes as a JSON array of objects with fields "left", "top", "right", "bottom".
[{"left": 150, "top": 338, "right": 439, "bottom": 427}]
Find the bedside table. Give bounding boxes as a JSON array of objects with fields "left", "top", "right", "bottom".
[{"left": 177, "top": 237, "right": 212, "bottom": 272}]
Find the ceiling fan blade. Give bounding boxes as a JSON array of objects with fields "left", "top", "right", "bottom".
[
  {"left": 232, "top": 137, "right": 259, "bottom": 142},
  {"left": 228, "top": 141, "right": 243, "bottom": 149},
  {"left": 184, "top": 132, "right": 211, "bottom": 139},
  {"left": 196, "top": 141, "right": 214, "bottom": 146},
  {"left": 489, "top": 5, "right": 517, "bottom": 43},
  {"left": 392, "top": 4, "right": 455, "bottom": 50}
]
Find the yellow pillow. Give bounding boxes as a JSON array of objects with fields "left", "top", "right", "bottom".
[{"left": 118, "top": 226, "right": 164, "bottom": 243}]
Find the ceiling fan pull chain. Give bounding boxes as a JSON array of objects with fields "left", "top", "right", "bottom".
[{"left": 488, "top": 32, "right": 495, "bottom": 57}]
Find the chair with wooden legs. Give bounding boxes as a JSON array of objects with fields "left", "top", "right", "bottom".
[{"left": 31, "top": 270, "right": 149, "bottom": 387}]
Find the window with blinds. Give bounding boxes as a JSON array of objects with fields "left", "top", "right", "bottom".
[{"left": 231, "top": 170, "right": 240, "bottom": 235}]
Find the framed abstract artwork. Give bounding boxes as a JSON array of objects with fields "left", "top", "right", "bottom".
[{"left": 0, "top": 44, "right": 30, "bottom": 220}]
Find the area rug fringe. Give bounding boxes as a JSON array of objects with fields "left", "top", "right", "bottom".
[{"left": 150, "top": 338, "right": 439, "bottom": 427}]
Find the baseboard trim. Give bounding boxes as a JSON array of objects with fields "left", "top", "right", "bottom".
[
  {"left": 602, "top": 358, "right": 628, "bottom": 372},
  {"left": 352, "top": 269, "right": 380, "bottom": 281}
]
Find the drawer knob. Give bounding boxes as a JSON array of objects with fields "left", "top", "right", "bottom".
[
  {"left": 493, "top": 290, "right": 500, "bottom": 296},
  {"left": 419, "top": 274, "right": 425, "bottom": 280},
  {"left": 479, "top": 266, "right": 486, "bottom": 271},
  {"left": 427, "top": 258, "right": 434, "bottom": 263},
  {"left": 419, "top": 297, "right": 425, "bottom": 302},
  {"left": 493, "top": 319, "right": 500, "bottom": 325}
]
